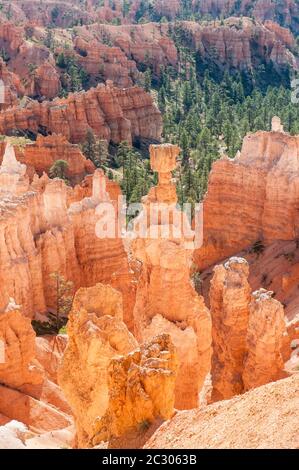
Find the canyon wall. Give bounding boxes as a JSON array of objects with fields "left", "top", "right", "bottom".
[
  {"left": 6, "top": 0, "right": 298, "bottom": 35},
  {"left": 0, "top": 22, "right": 60, "bottom": 100},
  {"left": 22, "top": 135, "right": 95, "bottom": 184},
  {"left": 74, "top": 36, "right": 140, "bottom": 88},
  {"left": 192, "top": 0, "right": 299, "bottom": 34},
  {"left": 77, "top": 18, "right": 297, "bottom": 76},
  {"left": 0, "top": 144, "right": 135, "bottom": 330},
  {"left": 195, "top": 119, "right": 299, "bottom": 271},
  {"left": 0, "top": 13, "right": 296, "bottom": 106},
  {"left": 0, "top": 83, "right": 162, "bottom": 145}
]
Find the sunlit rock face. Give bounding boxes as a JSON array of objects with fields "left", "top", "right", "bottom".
[
  {"left": 0, "top": 301, "right": 43, "bottom": 391},
  {"left": 209, "top": 257, "right": 251, "bottom": 402},
  {"left": 57, "top": 283, "right": 138, "bottom": 448},
  {"left": 0, "top": 83, "right": 162, "bottom": 145},
  {"left": 0, "top": 143, "right": 28, "bottom": 195},
  {"left": 195, "top": 125, "right": 299, "bottom": 271},
  {"left": 21, "top": 135, "right": 95, "bottom": 185},
  {"left": 0, "top": 155, "right": 135, "bottom": 329},
  {"left": 243, "top": 288, "right": 288, "bottom": 391},
  {"left": 210, "top": 257, "right": 289, "bottom": 402},
  {"left": 92, "top": 333, "right": 178, "bottom": 446},
  {"left": 58, "top": 283, "right": 178, "bottom": 448},
  {"left": 0, "top": 300, "right": 72, "bottom": 433},
  {"left": 131, "top": 144, "right": 212, "bottom": 410}
]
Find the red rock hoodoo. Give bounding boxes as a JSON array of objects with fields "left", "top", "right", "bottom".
[
  {"left": 131, "top": 144, "right": 212, "bottom": 410},
  {"left": 210, "top": 256, "right": 289, "bottom": 402}
]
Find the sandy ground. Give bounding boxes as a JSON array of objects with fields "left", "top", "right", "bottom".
[{"left": 145, "top": 374, "right": 299, "bottom": 449}]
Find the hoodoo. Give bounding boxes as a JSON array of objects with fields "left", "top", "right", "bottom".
[
  {"left": 210, "top": 258, "right": 289, "bottom": 402},
  {"left": 131, "top": 144, "right": 212, "bottom": 410},
  {"left": 0, "top": 0, "right": 298, "bottom": 451}
]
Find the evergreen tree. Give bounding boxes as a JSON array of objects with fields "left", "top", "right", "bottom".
[
  {"left": 144, "top": 68, "right": 152, "bottom": 92},
  {"left": 82, "top": 129, "right": 97, "bottom": 165},
  {"left": 49, "top": 159, "right": 69, "bottom": 182}
]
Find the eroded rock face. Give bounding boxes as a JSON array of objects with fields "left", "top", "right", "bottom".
[
  {"left": 0, "top": 304, "right": 43, "bottom": 391},
  {"left": 243, "top": 289, "right": 288, "bottom": 390},
  {"left": 0, "top": 154, "right": 135, "bottom": 328},
  {"left": 93, "top": 334, "right": 178, "bottom": 445},
  {"left": 58, "top": 283, "right": 138, "bottom": 448},
  {"left": 0, "top": 58, "right": 24, "bottom": 110},
  {"left": 74, "top": 36, "right": 140, "bottom": 88},
  {"left": 181, "top": 17, "right": 297, "bottom": 70},
  {"left": 131, "top": 144, "right": 212, "bottom": 410},
  {"left": 210, "top": 257, "right": 289, "bottom": 401},
  {"left": 68, "top": 170, "right": 136, "bottom": 331},
  {"left": 0, "top": 83, "right": 162, "bottom": 145},
  {"left": 81, "top": 17, "right": 297, "bottom": 76},
  {"left": 1, "top": 1, "right": 96, "bottom": 28},
  {"left": 92, "top": 22, "right": 178, "bottom": 77},
  {"left": 23, "top": 135, "right": 95, "bottom": 184},
  {"left": 195, "top": 126, "right": 299, "bottom": 271},
  {"left": 0, "top": 143, "right": 28, "bottom": 195},
  {"left": 0, "top": 22, "right": 60, "bottom": 100},
  {"left": 0, "top": 12, "right": 295, "bottom": 111},
  {"left": 193, "top": 0, "right": 299, "bottom": 34},
  {"left": 0, "top": 300, "right": 72, "bottom": 433},
  {"left": 154, "top": 0, "right": 181, "bottom": 20},
  {"left": 210, "top": 258, "right": 251, "bottom": 402}
]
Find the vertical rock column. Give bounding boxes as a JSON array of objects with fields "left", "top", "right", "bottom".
[
  {"left": 131, "top": 144, "right": 212, "bottom": 410},
  {"left": 243, "top": 289, "right": 288, "bottom": 390},
  {"left": 209, "top": 257, "right": 251, "bottom": 402},
  {"left": 210, "top": 257, "right": 289, "bottom": 402},
  {"left": 58, "top": 283, "right": 138, "bottom": 447}
]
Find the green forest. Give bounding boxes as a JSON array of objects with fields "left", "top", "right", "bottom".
[{"left": 84, "top": 45, "right": 299, "bottom": 209}]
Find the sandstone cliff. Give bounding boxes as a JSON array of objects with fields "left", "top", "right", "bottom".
[
  {"left": 192, "top": 0, "right": 299, "bottom": 34},
  {"left": 0, "top": 83, "right": 162, "bottom": 145},
  {"left": 0, "top": 1, "right": 95, "bottom": 28},
  {"left": 74, "top": 18, "right": 296, "bottom": 76},
  {"left": 209, "top": 258, "right": 251, "bottom": 402},
  {"left": 0, "top": 136, "right": 95, "bottom": 185},
  {"left": 179, "top": 17, "right": 297, "bottom": 72},
  {"left": 0, "top": 58, "right": 24, "bottom": 110},
  {"left": 0, "top": 145, "right": 136, "bottom": 330},
  {"left": 74, "top": 36, "right": 140, "bottom": 88},
  {"left": 195, "top": 120, "right": 299, "bottom": 271},
  {"left": 23, "top": 135, "right": 95, "bottom": 184},
  {"left": 243, "top": 288, "right": 288, "bottom": 390},
  {"left": 0, "top": 13, "right": 295, "bottom": 106},
  {"left": 0, "top": 303, "right": 43, "bottom": 391},
  {"left": 0, "top": 22, "right": 60, "bottom": 100}
]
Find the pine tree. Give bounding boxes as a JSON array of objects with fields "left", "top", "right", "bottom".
[
  {"left": 144, "top": 68, "right": 152, "bottom": 92},
  {"left": 49, "top": 159, "right": 69, "bottom": 182},
  {"left": 82, "top": 129, "right": 97, "bottom": 164},
  {"left": 158, "top": 85, "right": 166, "bottom": 112},
  {"left": 95, "top": 140, "right": 109, "bottom": 169}
]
